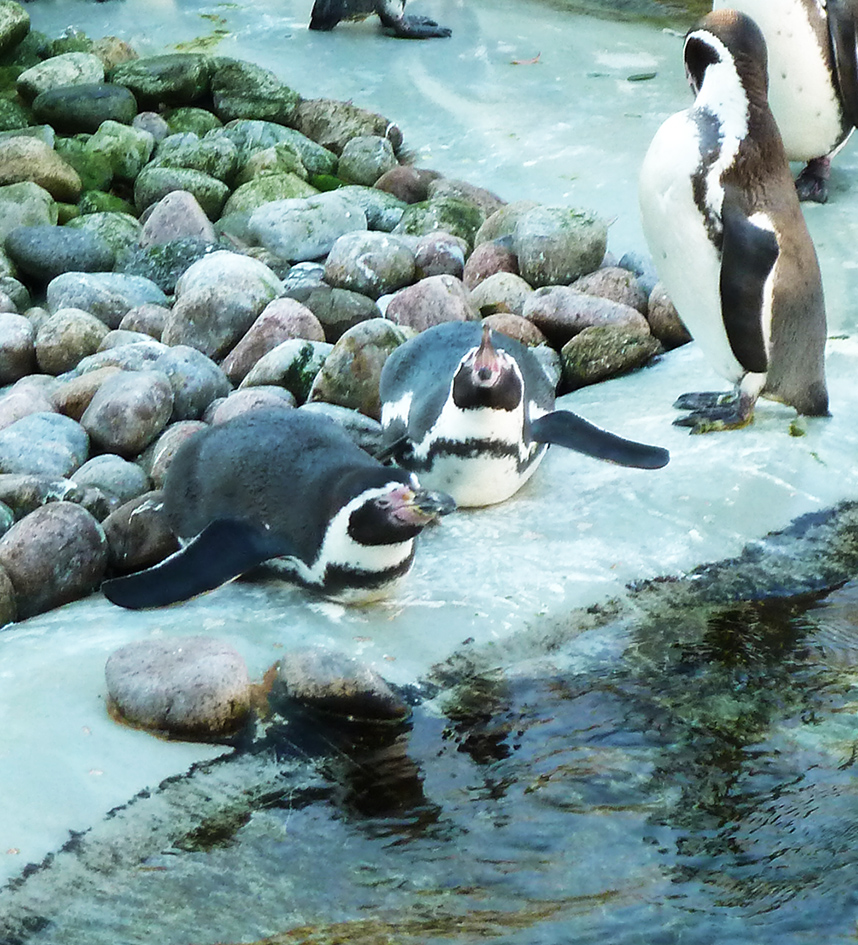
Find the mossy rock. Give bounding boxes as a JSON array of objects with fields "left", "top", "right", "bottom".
[
  {"left": 0, "top": 97, "right": 29, "bottom": 131},
  {"left": 394, "top": 195, "right": 486, "bottom": 248},
  {"left": 54, "top": 135, "right": 114, "bottom": 192},
  {"left": 77, "top": 189, "right": 136, "bottom": 216},
  {"left": 221, "top": 172, "right": 318, "bottom": 216},
  {"left": 49, "top": 30, "right": 94, "bottom": 57},
  {"left": 164, "top": 106, "right": 223, "bottom": 136}
]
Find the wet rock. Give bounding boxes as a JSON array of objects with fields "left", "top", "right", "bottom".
[
  {"left": 46, "top": 271, "right": 168, "bottom": 329},
  {"left": 294, "top": 98, "right": 402, "bottom": 156},
  {"left": 324, "top": 230, "right": 415, "bottom": 300},
  {"left": 0, "top": 313, "right": 35, "bottom": 384},
  {"left": 210, "top": 58, "right": 300, "bottom": 126},
  {"left": 413, "top": 231, "right": 468, "bottom": 279},
  {"left": 137, "top": 421, "right": 206, "bottom": 488},
  {"left": 338, "top": 134, "right": 398, "bottom": 186},
  {"left": 151, "top": 132, "right": 239, "bottom": 184},
  {"left": 117, "top": 237, "right": 217, "bottom": 294},
  {"left": 163, "top": 250, "right": 283, "bottom": 359},
  {"left": 16, "top": 52, "right": 105, "bottom": 101},
  {"left": 206, "top": 386, "right": 295, "bottom": 424},
  {"left": 0, "top": 378, "right": 57, "bottom": 430},
  {"left": 469, "top": 271, "right": 534, "bottom": 317},
  {"left": 523, "top": 285, "right": 650, "bottom": 348},
  {"left": 240, "top": 338, "right": 332, "bottom": 403},
  {"left": 80, "top": 369, "right": 174, "bottom": 456},
  {"left": 0, "top": 137, "right": 81, "bottom": 202},
  {"left": 50, "top": 365, "right": 123, "bottom": 420},
  {"left": 153, "top": 344, "right": 231, "bottom": 421},
  {"left": 308, "top": 317, "right": 409, "bottom": 420},
  {"left": 561, "top": 325, "right": 663, "bottom": 390},
  {"left": 647, "top": 282, "right": 692, "bottom": 350},
  {"left": 35, "top": 307, "right": 110, "bottom": 374},
  {"left": 220, "top": 120, "right": 338, "bottom": 175},
  {"left": 0, "top": 500, "right": 107, "bottom": 618},
  {"left": 118, "top": 303, "right": 170, "bottom": 340},
  {"left": 394, "top": 194, "right": 485, "bottom": 248},
  {"left": 0, "top": 473, "right": 78, "bottom": 520},
  {"left": 31, "top": 82, "right": 138, "bottom": 134},
  {"left": 0, "top": 411, "right": 88, "bottom": 477},
  {"left": 71, "top": 453, "right": 150, "bottom": 505},
  {"left": 0, "top": 2, "right": 29, "bottom": 58},
  {"left": 101, "top": 489, "right": 178, "bottom": 571},
  {"left": 374, "top": 164, "right": 441, "bottom": 204},
  {"left": 139, "top": 189, "right": 219, "bottom": 247},
  {"left": 572, "top": 265, "right": 648, "bottom": 315},
  {"left": 105, "top": 635, "right": 251, "bottom": 739},
  {"left": 278, "top": 645, "right": 408, "bottom": 722},
  {"left": 221, "top": 298, "right": 325, "bottom": 385},
  {"left": 65, "top": 210, "right": 143, "bottom": 258},
  {"left": 385, "top": 274, "right": 476, "bottom": 331},
  {"left": 5, "top": 225, "right": 114, "bottom": 283},
  {"left": 482, "top": 312, "right": 547, "bottom": 346},
  {"left": 109, "top": 53, "right": 214, "bottom": 108},
  {"left": 299, "top": 401, "right": 384, "bottom": 454},
  {"left": 300, "top": 283, "right": 380, "bottom": 343},
  {"left": 0, "top": 181, "right": 57, "bottom": 243},
  {"left": 513, "top": 205, "right": 608, "bottom": 288},
  {"left": 134, "top": 165, "right": 229, "bottom": 218},
  {"left": 248, "top": 191, "right": 367, "bottom": 263}
]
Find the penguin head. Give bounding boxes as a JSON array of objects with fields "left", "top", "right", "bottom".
[
  {"left": 684, "top": 10, "right": 769, "bottom": 103},
  {"left": 451, "top": 323, "right": 524, "bottom": 411}
]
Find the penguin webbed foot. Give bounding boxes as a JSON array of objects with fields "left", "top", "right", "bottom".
[
  {"left": 795, "top": 157, "right": 830, "bottom": 204},
  {"left": 673, "top": 390, "right": 753, "bottom": 433},
  {"left": 382, "top": 15, "right": 451, "bottom": 38}
]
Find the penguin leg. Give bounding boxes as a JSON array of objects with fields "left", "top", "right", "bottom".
[
  {"left": 379, "top": 14, "right": 451, "bottom": 37},
  {"left": 102, "top": 519, "right": 299, "bottom": 610},
  {"left": 795, "top": 157, "right": 831, "bottom": 204},
  {"left": 529, "top": 410, "right": 669, "bottom": 469}
]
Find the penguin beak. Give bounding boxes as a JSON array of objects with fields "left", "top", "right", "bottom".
[
  {"left": 471, "top": 323, "right": 503, "bottom": 387},
  {"left": 386, "top": 485, "right": 456, "bottom": 525}
]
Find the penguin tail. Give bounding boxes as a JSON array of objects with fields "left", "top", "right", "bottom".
[{"left": 530, "top": 410, "right": 669, "bottom": 469}]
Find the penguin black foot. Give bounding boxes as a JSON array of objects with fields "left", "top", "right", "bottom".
[
  {"left": 381, "top": 15, "right": 451, "bottom": 38},
  {"left": 795, "top": 157, "right": 830, "bottom": 204},
  {"left": 673, "top": 391, "right": 753, "bottom": 433}
]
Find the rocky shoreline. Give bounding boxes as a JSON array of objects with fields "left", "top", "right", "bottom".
[{"left": 0, "top": 0, "right": 690, "bottom": 631}]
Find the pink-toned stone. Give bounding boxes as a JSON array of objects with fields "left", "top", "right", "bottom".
[
  {"left": 482, "top": 313, "right": 548, "bottom": 347},
  {"left": 462, "top": 240, "right": 520, "bottom": 290},
  {"left": 374, "top": 165, "right": 441, "bottom": 203},
  {"left": 384, "top": 275, "right": 477, "bottom": 332},
  {"left": 0, "top": 378, "right": 56, "bottom": 431},
  {"left": 413, "top": 231, "right": 468, "bottom": 279},
  {"left": 51, "top": 365, "right": 124, "bottom": 421},
  {"left": 522, "top": 285, "right": 651, "bottom": 348},
  {"left": 205, "top": 387, "right": 296, "bottom": 425},
  {"left": 138, "top": 420, "right": 207, "bottom": 488},
  {"left": 571, "top": 266, "right": 648, "bottom": 316},
  {"left": 139, "top": 190, "right": 218, "bottom": 248},
  {"left": 118, "top": 303, "right": 170, "bottom": 340}
]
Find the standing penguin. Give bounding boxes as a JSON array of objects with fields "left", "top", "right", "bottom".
[
  {"left": 639, "top": 10, "right": 830, "bottom": 432},
  {"left": 102, "top": 410, "right": 455, "bottom": 609},
  {"left": 378, "top": 321, "right": 669, "bottom": 508},
  {"left": 711, "top": 0, "right": 858, "bottom": 202},
  {"left": 309, "top": 0, "right": 451, "bottom": 38}
]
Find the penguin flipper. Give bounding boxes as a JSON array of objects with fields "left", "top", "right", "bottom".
[
  {"left": 530, "top": 410, "right": 669, "bottom": 469},
  {"left": 719, "top": 189, "right": 779, "bottom": 375},
  {"left": 102, "top": 519, "right": 298, "bottom": 610},
  {"left": 309, "top": 0, "right": 343, "bottom": 30},
  {"left": 827, "top": 0, "right": 858, "bottom": 128}
]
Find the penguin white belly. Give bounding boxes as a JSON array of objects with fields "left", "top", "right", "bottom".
[
  {"left": 417, "top": 447, "right": 547, "bottom": 508},
  {"left": 639, "top": 110, "right": 745, "bottom": 385},
  {"left": 712, "top": 0, "right": 844, "bottom": 160}
]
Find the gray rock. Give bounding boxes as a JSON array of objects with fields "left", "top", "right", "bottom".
[
  {"left": 335, "top": 185, "right": 407, "bottom": 232},
  {"left": 104, "top": 636, "right": 251, "bottom": 739},
  {"left": 233, "top": 142, "right": 308, "bottom": 186},
  {"left": 30, "top": 82, "right": 138, "bottom": 134},
  {"left": 427, "top": 177, "right": 506, "bottom": 218},
  {"left": 561, "top": 325, "right": 663, "bottom": 389},
  {"left": 221, "top": 173, "right": 319, "bottom": 217},
  {"left": 153, "top": 344, "right": 231, "bottom": 421},
  {"left": 71, "top": 453, "right": 150, "bottom": 504},
  {"left": 280, "top": 261, "right": 326, "bottom": 301},
  {"left": 293, "top": 98, "right": 402, "bottom": 156},
  {"left": 137, "top": 421, "right": 206, "bottom": 489},
  {"left": 572, "top": 265, "right": 648, "bottom": 316},
  {"left": 299, "top": 401, "right": 384, "bottom": 454},
  {"left": 337, "top": 135, "right": 398, "bottom": 186},
  {"left": 525, "top": 285, "right": 652, "bottom": 348},
  {"left": 205, "top": 386, "right": 295, "bottom": 424},
  {"left": 134, "top": 165, "right": 229, "bottom": 219},
  {"left": 80, "top": 369, "right": 174, "bottom": 456},
  {"left": 16, "top": 52, "right": 105, "bottom": 102},
  {"left": 0, "top": 275, "right": 30, "bottom": 312},
  {"left": 0, "top": 181, "right": 57, "bottom": 244},
  {"left": 513, "top": 205, "right": 608, "bottom": 288},
  {"left": 394, "top": 194, "right": 486, "bottom": 248},
  {"left": 132, "top": 110, "right": 170, "bottom": 141},
  {"left": 35, "top": 307, "right": 110, "bottom": 375},
  {"left": 117, "top": 237, "right": 218, "bottom": 294},
  {"left": 647, "top": 282, "right": 692, "bottom": 350},
  {"left": 0, "top": 473, "right": 79, "bottom": 520},
  {"left": 163, "top": 250, "right": 283, "bottom": 359},
  {"left": 118, "top": 303, "right": 169, "bottom": 340},
  {"left": 240, "top": 338, "right": 333, "bottom": 403},
  {"left": 101, "top": 489, "right": 178, "bottom": 572},
  {"left": 65, "top": 211, "right": 143, "bottom": 258},
  {"left": 0, "top": 313, "right": 35, "bottom": 384},
  {"left": 0, "top": 1, "right": 30, "bottom": 58},
  {"left": 324, "top": 230, "right": 415, "bottom": 300},
  {"left": 152, "top": 132, "right": 239, "bottom": 184},
  {"left": 531, "top": 342, "right": 563, "bottom": 389},
  {"left": 218, "top": 120, "right": 338, "bottom": 174},
  {"left": 618, "top": 250, "right": 661, "bottom": 297},
  {"left": 0, "top": 412, "right": 89, "bottom": 477},
  {"left": 308, "top": 317, "right": 409, "bottom": 420},
  {"left": 384, "top": 274, "right": 476, "bottom": 331},
  {"left": 413, "top": 230, "right": 468, "bottom": 279},
  {"left": 221, "top": 298, "right": 325, "bottom": 385},
  {"left": 5, "top": 224, "right": 114, "bottom": 283},
  {"left": 0, "top": 378, "right": 58, "bottom": 431},
  {"left": 139, "top": 189, "right": 218, "bottom": 247},
  {"left": 469, "top": 271, "right": 534, "bottom": 317},
  {"left": 109, "top": 53, "right": 214, "bottom": 108},
  {"left": 299, "top": 283, "right": 380, "bottom": 343},
  {"left": 248, "top": 191, "right": 367, "bottom": 262},
  {"left": 0, "top": 501, "right": 107, "bottom": 618},
  {"left": 210, "top": 58, "right": 300, "bottom": 126},
  {"left": 0, "top": 137, "right": 81, "bottom": 202},
  {"left": 46, "top": 271, "right": 169, "bottom": 329},
  {"left": 473, "top": 199, "right": 540, "bottom": 245}
]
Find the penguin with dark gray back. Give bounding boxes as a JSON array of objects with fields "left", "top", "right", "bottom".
[
  {"left": 378, "top": 321, "right": 669, "bottom": 508},
  {"left": 102, "top": 410, "right": 456, "bottom": 610},
  {"left": 639, "top": 9, "right": 830, "bottom": 433},
  {"left": 712, "top": 0, "right": 858, "bottom": 203},
  {"left": 310, "top": 0, "right": 451, "bottom": 38}
]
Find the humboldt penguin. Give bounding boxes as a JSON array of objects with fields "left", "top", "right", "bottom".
[
  {"left": 309, "top": 0, "right": 451, "bottom": 38},
  {"left": 102, "top": 410, "right": 455, "bottom": 609},
  {"left": 712, "top": 0, "right": 858, "bottom": 202},
  {"left": 639, "top": 9, "right": 830, "bottom": 432},
  {"left": 378, "top": 321, "right": 669, "bottom": 508}
]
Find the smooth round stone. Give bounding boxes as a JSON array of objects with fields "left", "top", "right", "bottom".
[
  {"left": 210, "top": 59, "right": 300, "bottom": 125},
  {"left": 31, "top": 82, "right": 138, "bottom": 133},
  {"left": 384, "top": 274, "right": 477, "bottom": 332},
  {"left": 299, "top": 402, "right": 384, "bottom": 455},
  {"left": 0, "top": 137, "right": 82, "bottom": 203},
  {"left": 240, "top": 338, "right": 332, "bottom": 403},
  {"left": 105, "top": 636, "right": 251, "bottom": 739},
  {"left": 393, "top": 195, "right": 485, "bottom": 249},
  {"left": 337, "top": 134, "right": 397, "bottom": 186},
  {"left": 137, "top": 420, "right": 206, "bottom": 488},
  {"left": 513, "top": 205, "right": 608, "bottom": 288},
  {"left": 80, "top": 369, "right": 174, "bottom": 455},
  {"left": 561, "top": 325, "right": 663, "bottom": 389},
  {"left": 35, "top": 307, "right": 110, "bottom": 375},
  {"left": 299, "top": 283, "right": 380, "bottom": 343},
  {"left": 572, "top": 265, "right": 649, "bottom": 316},
  {"left": 17, "top": 52, "right": 105, "bottom": 102},
  {"left": 163, "top": 106, "right": 222, "bottom": 136},
  {"left": 482, "top": 311, "right": 548, "bottom": 347},
  {"left": 335, "top": 185, "right": 406, "bottom": 232},
  {"left": 68, "top": 340, "right": 168, "bottom": 378},
  {"left": 647, "top": 282, "right": 692, "bottom": 350},
  {"left": 65, "top": 211, "right": 143, "bottom": 258},
  {"left": 0, "top": 501, "right": 107, "bottom": 618},
  {"left": 324, "top": 230, "right": 415, "bottom": 300},
  {"left": 109, "top": 53, "right": 214, "bottom": 108},
  {"left": 5, "top": 224, "right": 114, "bottom": 283},
  {"left": 413, "top": 231, "right": 468, "bottom": 279},
  {"left": 0, "top": 1, "right": 29, "bottom": 59},
  {"left": 0, "top": 313, "right": 36, "bottom": 384},
  {"left": 469, "top": 271, "right": 534, "bottom": 317},
  {"left": 0, "top": 412, "right": 89, "bottom": 477},
  {"left": 117, "top": 238, "right": 217, "bottom": 294},
  {"left": 374, "top": 164, "right": 441, "bottom": 204},
  {"left": 152, "top": 132, "right": 239, "bottom": 184},
  {"left": 0, "top": 378, "right": 57, "bottom": 431},
  {"left": 293, "top": 97, "right": 403, "bottom": 156},
  {"left": 523, "top": 286, "right": 650, "bottom": 348},
  {"left": 86, "top": 120, "right": 155, "bottom": 181},
  {"left": 0, "top": 181, "right": 58, "bottom": 245},
  {"left": 50, "top": 366, "right": 123, "bottom": 421},
  {"left": 0, "top": 473, "right": 78, "bottom": 520},
  {"left": 118, "top": 303, "right": 169, "bottom": 340},
  {"left": 139, "top": 189, "right": 218, "bottom": 247},
  {"left": 152, "top": 344, "right": 231, "bottom": 421},
  {"left": 205, "top": 386, "right": 295, "bottom": 424},
  {"left": 46, "top": 272, "right": 168, "bottom": 330},
  {"left": 101, "top": 489, "right": 178, "bottom": 571},
  {"left": 134, "top": 165, "right": 229, "bottom": 219},
  {"left": 219, "top": 121, "right": 337, "bottom": 174},
  {"left": 71, "top": 453, "right": 150, "bottom": 504}
]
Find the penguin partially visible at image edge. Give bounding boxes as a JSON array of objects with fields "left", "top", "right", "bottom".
[{"left": 309, "top": 0, "right": 451, "bottom": 39}]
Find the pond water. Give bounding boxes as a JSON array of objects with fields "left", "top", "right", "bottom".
[{"left": 3, "top": 0, "right": 858, "bottom": 941}]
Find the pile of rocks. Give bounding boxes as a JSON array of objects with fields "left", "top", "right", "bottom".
[{"left": 0, "top": 0, "right": 690, "bottom": 626}]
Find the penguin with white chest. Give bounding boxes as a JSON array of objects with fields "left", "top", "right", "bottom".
[
  {"left": 639, "top": 9, "right": 830, "bottom": 433},
  {"left": 310, "top": 0, "right": 450, "bottom": 38},
  {"left": 378, "top": 321, "right": 669, "bottom": 508},
  {"left": 712, "top": 0, "right": 858, "bottom": 202},
  {"left": 102, "top": 410, "right": 455, "bottom": 609}
]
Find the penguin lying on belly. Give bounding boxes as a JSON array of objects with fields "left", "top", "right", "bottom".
[
  {"left": 102, "top": 410, "right": 455, "bottom": 609},
  {"left": 310, "top": 0, "right": 451, "bottom": 39},
  {"left": 639, "top": 9, "right": 830, "bottom": 433},
  {"left": 712, "top": 0, "right": 858, "bottom": 203},
  {"left": 378, "top": 321, "right": 669, "bottom": 508}
]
